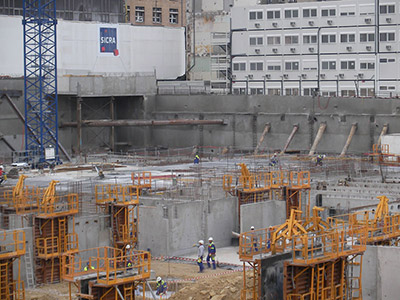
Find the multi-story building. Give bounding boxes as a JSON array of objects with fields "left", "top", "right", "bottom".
[
  {"left": 231, "top": 0, "right": 400, "bottom": 97},
  {"left": 127, "top": 0, "right": 185, "bottom": 27}
]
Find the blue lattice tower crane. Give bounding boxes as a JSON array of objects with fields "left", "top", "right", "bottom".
[{"left": 23, "top": 0, "right": 59, "bottom": 164}]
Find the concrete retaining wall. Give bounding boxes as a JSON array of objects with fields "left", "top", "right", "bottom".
[
  {"left": 363, "top": 246, "right": 400, "bottom": 300},
  {"left": 240, "top": 200, "right": 286, "bottom": 233},
  {"left": 139, "top": 195, "right": 237, "bottom": 257}
]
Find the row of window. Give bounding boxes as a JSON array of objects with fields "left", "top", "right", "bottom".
[
  {"left": 249, "top": 32, "right": 395, "bottom": 46},
  {"left": 249, "top": 4, "right": 395, "bottom": 20},
  {"left": 233, "top": 88, "right": 377, "bottom": 97},
  {"left": 134, "top": 6, "right": 179, "bottom": 24},
  {"left": 233, "top": 59, "right": 395, "bottom": 72}
]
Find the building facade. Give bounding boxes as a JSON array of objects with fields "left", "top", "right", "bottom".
[
  {"left": 231, "top": 0, "right": 399, "bottom": 97},
  {"left": 126, "top": 0, "right": 185, "bottom": 27}
]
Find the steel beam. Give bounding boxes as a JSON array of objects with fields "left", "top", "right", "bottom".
[
  {"left": 377, "top": 123, "right": 389, "bottom": 145},
  {"left": 254, "top": 123, "right": 271, "bottom": 155},
  {"left": 281, "top": 124, "right": 299, "bottom": 154},
  {"left": 309, "top": 122, "right": 327, "bottom": 155},
  {"left": 340, "top": 123, "right": 357, "bottom": 157},
  {"left": 61, "top": 119, "right": 226, "bottom": 127}
]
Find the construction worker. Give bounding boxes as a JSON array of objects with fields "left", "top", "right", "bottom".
[
  {"left": 250, "top": 226, "right": 259, "bottom": 252},
  {"left": 156, "top": 277, "right": 167, "bottom": 296},
  {"left": 126, "top": 259, "right": 133, "bottom": 271},
  {"left": 0, "top": 166, "right": 4, "bottom": 184},
  {"left": 125, "top": 244, "right": 132, "bottom": 256},
  {"left": 197, "top": 240, "right": 204, "bottom": 273},
  {"left": 269, "top": 153, "right": 278, "bottom": 167},
  {"left": 207, "top": 237, "right": 216, "bottom": 269},
  {"left": 84, "top": 262, "right": 95, "bottom": 271},
  {"left": 194, "top": 154, "right": 200, "bottom": 164},
  {"left": 316, "top": 154, "right": 325, "bottom": 166}
]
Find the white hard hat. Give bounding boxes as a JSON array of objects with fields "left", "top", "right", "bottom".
[
  {"left": 208, "top": 237, "right": 213, "bottom": 241},
  {"left": 199, "top": 240, "right": 204, "bottom": 245},
  {"left": 126, "top": 244, "right": 131, "bottom": 249},
  {"left": 157, "top": 277, "right": 162, "bottom": 282},
  {"left": 251, "top": 226, "right": 255, "bottom": 230}
]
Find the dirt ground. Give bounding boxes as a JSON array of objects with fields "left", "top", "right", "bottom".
[{"left": 25, "top": 260, "right": 249, "bottom": 300}]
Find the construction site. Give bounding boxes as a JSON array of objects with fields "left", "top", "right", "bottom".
[{"left": 2, "top": 1, "right": 400, "bottom": 300}]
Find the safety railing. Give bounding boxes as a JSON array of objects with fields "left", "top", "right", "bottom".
[
  {"left": 117, "top": 224, "right": 136, "bottom": 245},
  {"left": 0, "top": 229, "right": 26, "bottom": 259},
  {"left": 65, "top": 233, "right": 79, "bottom": 254},
  {"left": 222, "top": 174, "right": 234, "bottom": 192},
  {"left": 271, "top": 170, "right": 290, "bottom": 188},
  {"left": 290, "top": 171, "right": 311, "bottom": 189},
  {"left": 62, "top": 247, "right": 151, "bottom": 286},
  {"left": 36, "top": 237, "right": 59, "bottom": 259},
  {"left": 37, "top": 193, "right": 79, "bottom": 217},
  {"left": 239, "top": 226, "right": 277, "bottom": 261},
  {"left": 372, "top": 144, "right": 389, "bottom": 155},
  {"left": 291, "top": 228, "right": 366, "bottom": 265},
  {"left": 287, "top": 291, "right": 315, "bottom": 300},
  {"left": 131, "top": 171, "right": 152, "bottom": 190},
  {"left": 12, "top": 186, "right": 43, "bottom": 214},
  {"left": 95, "top": 184, "right": 139, "bottom": 205},
  {"left": 9, "top": 280, "right": 25, "bottom": 300}
]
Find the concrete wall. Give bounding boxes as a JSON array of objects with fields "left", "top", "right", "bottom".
[
  {"left": 240, "top": 200, "right": 286, "bottom": 233},
  {"left": 0, "top": 15, "right": 185, "bottom": 80},
  {"left": 362, "top": 246, "right": 400, "bottom": 300},
  {"left": 145, "top": 95, "right": 400, "bottom": 154},
  {"left": 139, "top": 195, "right": 237, "bottom": 257},
  {"left": 73, "top": 214, "right": 112, "bottom": 251}
]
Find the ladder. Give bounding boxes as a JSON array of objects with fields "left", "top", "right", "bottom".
[
  {"left": 124, "top": 284, "right": 133, "bottom": 300},
  {"left": 24, "top": 245, "right": 35, "bottom": 288},
  {"left": 348, "top": 255, "right": 363, "bottom": 300},
  {"left": 316, "top": 265, "right": 325, "bottom": 300},
  {"left": 0, "top": 262, "right": 8, "bottom": 299}
]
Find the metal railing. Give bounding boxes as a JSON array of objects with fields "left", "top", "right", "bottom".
[
  {"left": 0, "top": 229, "right": 26, "bottom": 259},
  {"left": 95, "top": 185, "right": 139, "bottom": 205}
]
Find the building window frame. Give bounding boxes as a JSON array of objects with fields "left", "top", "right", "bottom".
[
  {"left": 321, "top": 8, "right": 336, "bottom": 17},
  {"left": 267, "top": 10, "right": 281, "bottom": 19},
  {"left": 169, "top": 8, "right": 178, "bottom": 24},
  {"left": 303, "top": 8, "right": 317, "bottom": 18},
  {"left": 249, "top": 10, "right": 263, "bottom": 20},
  {"left": 153, "top": 7, "right": 162, "bottom": 24},
  {"left": 135, "top": 6, "right": 145, "bottom": 23},
  {"left": 285, "top": 61, "right": 299, "bottom": 71},
  {"left": 250, "top": 62, "right": 264, "bottom": 71}
]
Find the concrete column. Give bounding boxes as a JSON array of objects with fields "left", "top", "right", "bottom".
[
  {"left": 309, "top": 122, "right": 327, "bottom": 155},
  {"left": 76, "top": 97, "right": 82, "bottom": 155}
]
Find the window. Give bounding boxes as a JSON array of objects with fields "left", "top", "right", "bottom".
[
  {"left": 322, "top": 91, "right": 337, "bottom": 97},
  {"left": 322, "top": 61, "right": 336, "bottom": 70},
  {"left": 169, "top": 9, "right": 178, "bottom": 24},
  {"left": 341, "top": 61, "right": 355, "bottom": 70},
  {"left": 341, "top": 90, "right": 356, "bottom": 97},
  {"left": 321, "top": 34, "right": 336, "bottom": 43},
  {"left": 233, "top": 88, "right": 246, "bottom": 95},
  {"left": 360, "top": 33, "right": 375, "bottom": 42},
  {"left": 267, "top": 64, "right": 281, "bottom": 71},
  {"left": 250, "top": 37, "right": 263, "bottom": 46},
  {"left": 321, "top": 9, "right": 336, "bottom": 17},
  {"left": 380, "top": 32, "right": 395, "bottom": 42},
  {"left": 285, "top": 35, "right": 299, "bottom": 45},
  {"left": 233, "top": 63, "right": 246, "bottom": 71},
  {"left": 340, "top": 34, "right": 355, "bottom": 43},
  {"left": 250, "top": 62, "right": 264, "bottom": 71},
  {"left": 303, "top": 8, "right": 317, "bottom": 18},
  {"left": 267, "top": 10, "right": 280, "bottom": 19},
  {"left": 153, "top": 7, "right": 162, "bottom": 23},
  {"left": 360, "top": 88, "right": 375, "bottom": 97},
  {"left": 380, "top": 5, "right": 395, "bottom": 14},
  {"left": 135, "top": 6, "right": 144, "bottom": 23},
  {"left": 285, "top": 88, "right": 299, "bottom": 96},
  {"left": 340, "top": 6, "right": 356, "bottom": 16},
  {"left": 285, "top": 61, "right": 299, "bottom": 71},
  {"left": 249, "top": 11, "right": 263, "bottom": 20},
  {"left": 250, "top": 88, "right": 264, "bottom": 95},
  {"left": 268, "top": 88, "right": 281, "bottom": 96},
  {"left": 285, "top": 9, "right": 298, "bottom": 18},
  {"left": 267, "top": 36, "right": 281, "bottom": 45},
  {"left": 380, "top": 58, "right": 396, "bottom": 63},
  {"left": 303, "top": 35, "right": 317, "bottom": 44},
  {"left": 360, "top": 62, "right": 375, "bottom": 69}
]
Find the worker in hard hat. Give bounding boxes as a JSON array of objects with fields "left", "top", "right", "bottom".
[
  {"left": 84, "top": 262, "right": 95, "bottom": 271},
  {"left": 316, "top": 154, "right": 325, "bottom": 166},
  {"left": 0, "top": 165, "right": 5, "bottom": 185},
  {"left": 206, "top": 237, "right": 216, "bottom": 269},
  {"left": 197, "top": 240, "right": 205, "bottom": 273},
  {"left": 125, "top": 244, "right": 132, "bottom": 256},
  {"left": 194, "top": 154, "right": 200, "bottom": 164},
  {"left": 250, "top": 226, "right": 259, "bottom": 252},
  {"left": 156, "top": 277, "right": 167, "bottom": 296},
  {"left": 269, "top": 153, "right": 278, "bottom": 167}
]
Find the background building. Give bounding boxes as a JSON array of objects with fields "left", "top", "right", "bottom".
[
  {"left": 126, "top": 0, "right": 185, "bottom": 27},
  {"left": 231, "top": 0, "right": 399, "bottom": 97}
]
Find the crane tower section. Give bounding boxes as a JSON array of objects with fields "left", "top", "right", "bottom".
[{"left": 23, "top": 0, "right": 59, "bottom": 163}]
